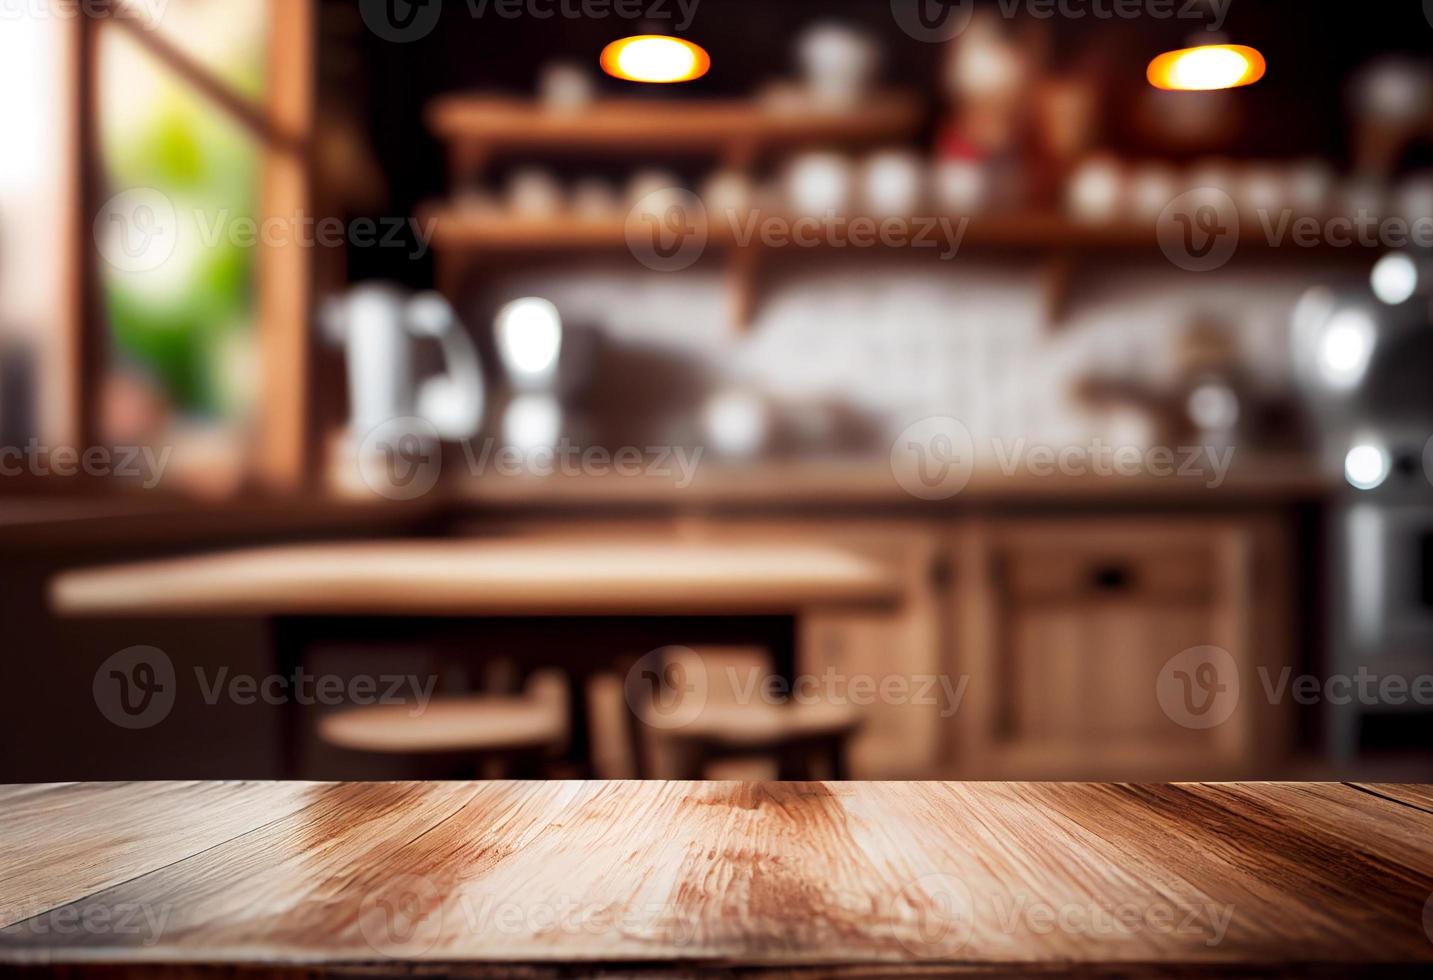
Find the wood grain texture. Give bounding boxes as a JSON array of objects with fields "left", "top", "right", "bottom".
[
  {"left": 49, "top": 540, "right": 901, "bottom": 618},
  {"left": 0, "top": 782, "right": 319, "bottom": 929},
  {"left": 1, "top": 782, "right": 1432, "bottom": 977}
]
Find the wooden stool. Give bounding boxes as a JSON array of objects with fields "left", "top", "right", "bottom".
[
  {"left": 318, "top": 671, "right": 568, "bottom": 778},
  {"left": 660, "top": 701, "right": 862, "bottom": 780}
]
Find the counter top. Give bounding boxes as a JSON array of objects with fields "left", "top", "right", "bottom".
[
  {"left": 2, "top": 780, "right": 1431, "bottom": 976},
  {"left": 455, "top": 458, "right": 1333, "bottom": 510},
  {"left": 49, "top": 538, "right": 902, "bottom": 617}
]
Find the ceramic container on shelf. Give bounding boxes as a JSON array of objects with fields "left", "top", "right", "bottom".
[
  {"left": 507, "top": 168, "right": 565, "bottom": 218},
  {"left": 1066, "top": 156, "right": 1124, "bottom": 224},
  {"left": 785, "top": 152, "right": 855, "bottom": 217},
  {"left": 537, "top": 61, "right": 594, "bottom": 113},
  {"left": 796, "top": 23, "right": 880, "bottom": 111},
  {"left": 861, "top": 150, "right": 924, "bottom": 218},
  {"left": 932, "top": 158, "right": 990, "bottom": 215}
]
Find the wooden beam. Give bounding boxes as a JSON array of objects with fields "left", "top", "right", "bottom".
[
  {"left": 103, "top": 3, "right": 305, "bottom": 155},
  {"left": 255, "top": 0, "right": 315, "bottom": 492},
  {"left": 68, "top": 10, "right": 101, "bottom": 452}
]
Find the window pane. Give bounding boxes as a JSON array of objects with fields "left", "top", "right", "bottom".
[{"left": 96, "top": 0, "right": 267, "bottom": 494}]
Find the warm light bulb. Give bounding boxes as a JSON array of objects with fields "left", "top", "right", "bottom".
[
  {"left": 601, "top": 35, "right": 710, "bottom": 84},
  {"left": 1147, "top": 45, "right": 1266, "bottom": 91}
]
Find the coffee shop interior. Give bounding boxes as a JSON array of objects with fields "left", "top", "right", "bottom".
[{"left": 3, "top": 0, "right": 1433, "bottom": 788}]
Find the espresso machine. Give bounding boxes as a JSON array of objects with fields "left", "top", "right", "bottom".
[{"left": 1294, "top": 259, "right": 1433, "bottom": 761}]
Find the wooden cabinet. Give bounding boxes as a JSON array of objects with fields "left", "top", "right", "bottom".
[
  {"left": 951, "top": 517, "right": 1293, "bottom": 779},
  {"left": 792, "top": 523, "right": 944, "bottom": 778},
  {"left": 486, "top": 510, "right": 1296, "bottom": 780}
]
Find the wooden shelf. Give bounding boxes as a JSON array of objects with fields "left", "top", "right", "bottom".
[
  {"left": 423, "top": 208, "right": 1390, "bottom": 254},
  {"left": 426, "top": 95, "right": 924, "bottom": 157},
  {"left": 422, "top": 209, "right": 1141, "bottom": 252},
  {"left": 421, "top": 94, "right": 1380, "bottom": 331},
  {"left": 423, "top": 207, "right": 1383, "bottom": 329}
]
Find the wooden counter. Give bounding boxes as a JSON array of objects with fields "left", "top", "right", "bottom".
[
  {"left": 49, "top": 539, "right": 901, "bottom": 618},
  {"left": 2, "top": 781, "right": 1431, "bottom": 976},
  {"left": 453, "top": 459, "right": 1333, "bottom": 511}
]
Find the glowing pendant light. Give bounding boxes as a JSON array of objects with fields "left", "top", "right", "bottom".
[
  {"left": 1147, "top": 44, "right": 1266, "bottom": 91},
  {"left": 600, "top": 35, "right": 711, "bottom": 84}
]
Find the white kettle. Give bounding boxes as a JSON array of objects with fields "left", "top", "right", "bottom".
[{"left": 321, "top": 283, "right": 485, "bottom": 443}]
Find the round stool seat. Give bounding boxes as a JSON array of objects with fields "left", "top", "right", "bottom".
[
  {"left": 318, "top": 696, "right": 566, "bottom": 755},
  {"left": 667, "top": 701, "right": 861, "bottom": 749}
]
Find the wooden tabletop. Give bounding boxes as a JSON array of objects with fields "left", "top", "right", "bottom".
[
  {"left": 2, "top": 781, "right": 1431, "bottom": 977},
  {"left": 49, "top": 539, "right": 901, "bottom": 618}
]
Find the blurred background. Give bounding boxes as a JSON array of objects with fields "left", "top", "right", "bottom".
[{"left": 2, "top": 0, "right": 1432, "bottom": 783}]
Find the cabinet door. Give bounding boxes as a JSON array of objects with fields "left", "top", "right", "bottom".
[
  {"left": 955, "top": 518, "right": 1273, "bottom": 779},
  {"left": 801, "top": 530, "right": 943, "bottom": 778}
]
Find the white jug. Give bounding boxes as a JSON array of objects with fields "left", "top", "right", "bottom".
[{"left": 321, "top": 283, "right": 485, "bottom": 443}]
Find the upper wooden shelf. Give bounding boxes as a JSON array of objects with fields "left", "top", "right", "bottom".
[
  {"left": 426, "top": 95, "right": 924, "bottom": 154},
  {"left": 421, "top": 208, "right": 1388, "bottom": 254}
]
